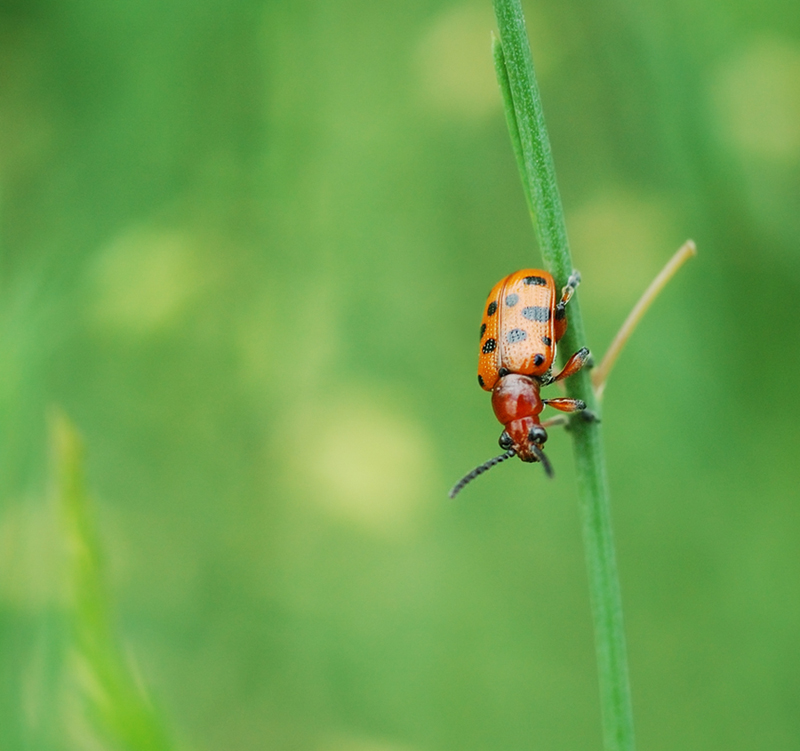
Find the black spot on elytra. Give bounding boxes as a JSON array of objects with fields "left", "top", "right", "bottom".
[
  {"left": 534, "top": 354, "right": 546, "bottom": 366},
  {"left": 507, "top": 328, "right": 527, "bottom": 344},
  {"left": 480, "top": 323, "right": 486, "bottom": 339},
  {"left": 477, "top": 374, "right": 485, "bottom": 388},
  {"left": 522, "top": 306, "right": 551, "bottom": 322},
  {"left": 542, "top": 336, "right": 552, "bottom": 346},
  {"left": 487, "top": 301, "right": 498, "bottom": 316},
  {"left": 524, "top": 276, "right": 547, "bottom": 286},
  {"left": 482, "top": 338, "right": 497, "bottom": 354},
  {"left": 555, "top": 306, "right": 566, "bottom": 320},
  {"left": 505, "top": 293, "right": 519, "bottom": 307}
]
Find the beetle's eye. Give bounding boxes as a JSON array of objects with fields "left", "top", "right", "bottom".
[
  {"left": 528, "top": 426, "right": 548, "bottom": 444},
  {"left": 498, "top": 431, "right": 513, "bottom": 450}
]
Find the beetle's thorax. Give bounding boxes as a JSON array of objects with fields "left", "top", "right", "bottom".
[{"left": 491, "top": 373, "right": 543, "bottom": 424}]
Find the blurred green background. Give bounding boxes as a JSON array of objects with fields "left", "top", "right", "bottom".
[{"left": 2, "top": 0, "right": 799, "bottom": 749}]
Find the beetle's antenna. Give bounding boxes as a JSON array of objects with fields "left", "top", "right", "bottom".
[
  {"left": 449, "top": 450, "right": 516, "bottom": 499},
  {"left": 531, "top": 444, "right": 554, "bottom": 478}
]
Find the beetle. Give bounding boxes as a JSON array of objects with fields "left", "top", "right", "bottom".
[{"left": 450, "top": 269, "right": 591, "bottom": 498}]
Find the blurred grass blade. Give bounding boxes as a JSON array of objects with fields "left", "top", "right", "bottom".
[
  {"left": 492, "top": 1, "right": 636, "bottom": 749},
  {"left": 53, "top": 410, "right": 179, "bottom": 751}
]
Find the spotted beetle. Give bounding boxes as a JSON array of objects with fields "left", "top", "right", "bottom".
[{"left": 450, "top": 269, "right": 590, "bottom": 498}]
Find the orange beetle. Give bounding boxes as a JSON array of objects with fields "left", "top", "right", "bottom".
[{"left": 450, "top": 269, "right": 592, "bottom": 498}]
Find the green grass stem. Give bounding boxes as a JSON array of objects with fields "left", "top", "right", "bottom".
[{"left": 491, "top": 2, "right": 635, "bottom": 749}]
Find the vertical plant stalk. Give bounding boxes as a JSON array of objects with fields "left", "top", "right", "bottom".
[{"left": 492, "top": 2, "right": 635, "bottom": 750}]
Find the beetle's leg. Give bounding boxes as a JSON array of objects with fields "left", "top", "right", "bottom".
[
  {"left": 541, "top": 409, "right": 600, "bottom": 432},
  {"left": 560, "top": 270, "right": 581, "bottom": 305},
  {"left": 540, "top": 416, "right": 567, "bottom": 429},
  {"left": 542, "top": 347, "right": 590, "bottom": 385},
  {"left": 554, "top": 270, "right": 581, "bottom": 342},
  {"left": 543, "top": 397, "right": 586, "bottom": 412}
]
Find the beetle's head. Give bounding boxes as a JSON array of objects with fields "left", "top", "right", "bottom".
[{"left": 498, "top": 419, "right": 553, "bottom": 473}]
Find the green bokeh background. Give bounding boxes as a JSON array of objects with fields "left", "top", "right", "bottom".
[{"left": 2, "top": 0, "right": 799, "bottom": 749}]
